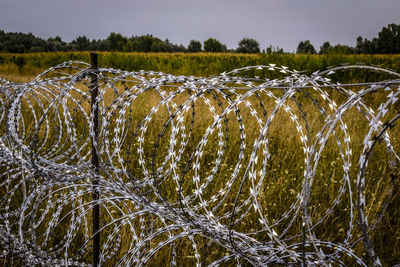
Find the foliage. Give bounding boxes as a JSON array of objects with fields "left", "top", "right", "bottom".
[
  {"left": 356, "top": 23, "right": 400, "bottom": 54},
  {"left": 0, "top": 31, "right": 47, "bottom": 53},
  {"left": 0, "top": 31, "right": 186, "bottom": 53},
  {"left": 0, "top": 52, "right": 400, "bottom": 82},
  {"left": 1, "top": 62, "right": 399, "bottom": 265},
  {"left": 296, "top": 40, "right": 316, "bottom": 54},
  {"left": 319, "top": 41, "right": 331, "bottom": 54},
  {"left": 265, "top": 45, "right": 284, "bottom": 54},
  {"left": 319, "top": 42, "right": 355, "bottom": 54},
  {"left": 71, "top": 36, "right": 91, "bottom": 51},
  {"left": 203, "top": 38, "right": 227, "bottom": 52},
  {"left": 300, "top": 23, "right": 400, "bottom": 55},
  {"left": 236, "top": 37, "right": 260, "bottom": 53},
  {"left": 106, "top": 32, "right": 128, "bottom": 51},
  {"left": 187, "top": 40, "right": 202, "bottom": 52},
  {"left": 377, "top": 23, "right": 400, "bottom": 53},
  {"left": 47, "top": 36, "right": 67, "bottom": 52},
  {"left": 1, "top": 23, "right": 400, "bottom": 54},
  {"left": 356, "top": 36, "right": 377, "bottom": 54}
]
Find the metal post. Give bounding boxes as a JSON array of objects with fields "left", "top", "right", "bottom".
[
  {"left": 90, "top": 52, "right": 100, "bottom": 267},
  {"left": 202, "top": 237, "right": 209, "bottom": 266},
  {"left": 302, "top": 222, "right": 306, "bottom": 267}
]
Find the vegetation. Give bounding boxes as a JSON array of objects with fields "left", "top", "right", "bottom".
[
  {"left": 203, "top": 38, "right": 227, "bottom": 52},
  {"left": 0, "top": 51, "right": 399, "bottom": 265},
  {"left": 356, "top": 23, "right": 400, "bottom": 54},
  {"left": 1, "top": 17, "right": 400, "bottom": 265},
  {"left": 236, "top": 38, "right": 260, "bottom": 53},
  {"left": 319, "top": 41, "right": 356, "bottom": 55},
  {"left": 1, "top": 62, "right": 399, "bottom": 265},
  {"left": 1, "top": 52, "right": 400, "bottom": 82},
  {"left": 1, "top": 23, "right": 399, "bottom": 54},
  {"left": 265, "top": 45, "right": 284, "bottom": 54},
  {"left": 296, "top": 40, "right": 317, "bottom": 54},
  {"left": 187, "top": 40, "right": 202, "bottom": 52}
]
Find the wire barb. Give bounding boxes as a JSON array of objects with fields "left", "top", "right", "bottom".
[{"left": 0, "top": 61, "right": 399, "bottom": 266}]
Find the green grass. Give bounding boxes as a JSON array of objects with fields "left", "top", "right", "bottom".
[{"left": 1, "top": 51, "right": 400, "bottom": 79}]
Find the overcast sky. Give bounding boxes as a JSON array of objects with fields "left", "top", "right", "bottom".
[{"left": 1, "top": 0, "right": 399, "bottom": 52}]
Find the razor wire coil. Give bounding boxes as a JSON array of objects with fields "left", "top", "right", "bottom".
[{"left": 0, "top": 61, "right": 399, "bottom": 266}]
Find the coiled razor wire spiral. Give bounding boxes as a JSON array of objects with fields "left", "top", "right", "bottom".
[{"left": 0, "top": 61, "right": 399, "bottom": 266}]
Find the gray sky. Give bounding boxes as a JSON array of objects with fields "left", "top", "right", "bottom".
[{"left": 1, "top": 0, "right": 399, "bottom": 52}]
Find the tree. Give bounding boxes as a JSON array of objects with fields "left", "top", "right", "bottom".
[
  {"left": 91, "top": 39, "right": 108, "bottom": 51},
  {"left": 319, "top": 41, "right": 355, "bottom": 54},
  {"left": 236, "top": 38, "right": 260, "bottom": 53},
  {"left": 106, "top": 32, "right": 128, "bottom": 51},
  {"left": 47, "top": 36, "right": 66, "bottom": 52},
  {"left": 355, "top": 36, "right": 365, "bottom": 54},
  {"left": 377, "top": 23, "right": 400, "bottom": 54},
  {"left": 355, "top": 24, "right": 400, "bottom": 54},
  {"left": 188, "top": 40, "right": 202, "bottom": 52},
  {"left": 71, "top": 36, "right": 90, "bottom": 51},
  {"left": 131, "top": 35, "right": 158, "bottom": 52},
  {"left": 330, "top": 44, "right": 355, "bottom": 54},
  {"left": 203, "top": 38, "right": 226, "bottom": 52},
  {"left": 319, "top": 42, "right": 331, "bottom": 54},
  {"left": 163, "top": 39, "right": 185, "bottom": 52},
  {"left": 265, "top": 45, "right": 283, "bottom": 54},
  {"left": 151, "top": 40, "right": 167, "bottom": 52},
  {"left": 356, "top": 36, "right": 378, "bottom": 54},
  {"left": 296, "top": 40, "right": 316, "bottom": 54},
  {"left": 0, "top": 31, "right": 47, "bottom": 52}
]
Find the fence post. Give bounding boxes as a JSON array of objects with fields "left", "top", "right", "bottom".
[{"left": 90, "top": 52, "right": 100, "bottom": 267}]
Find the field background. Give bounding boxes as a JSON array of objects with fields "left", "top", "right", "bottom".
[
  {"left": 1, "top": 52, "right": 400, "bottom": 81},
  {"left": 1, "top": 52, "right": 399, "bottom": 265}
]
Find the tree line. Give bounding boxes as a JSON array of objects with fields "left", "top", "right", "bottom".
[
  {"left": 296, "top": 24, "right": 399, "bottom": 54},
  {"left": 0, "top": 23, "right": 399, "bottom": 54}
]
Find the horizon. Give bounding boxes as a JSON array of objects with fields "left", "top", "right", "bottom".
[{"left": 1, "top": 0, "right": 399, "bottom": 52}]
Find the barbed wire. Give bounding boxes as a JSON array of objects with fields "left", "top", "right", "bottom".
[{"left": 0, "top": 61, "right": 399, "bottom": 266}]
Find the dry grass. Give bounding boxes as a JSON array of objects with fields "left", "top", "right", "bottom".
[{"left": 1, "top": 60, "right": 400, "bottom": 265}]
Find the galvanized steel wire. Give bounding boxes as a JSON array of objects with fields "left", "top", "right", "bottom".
[{"left": 0, "top": 61, "right": 399, "bottom": 266}]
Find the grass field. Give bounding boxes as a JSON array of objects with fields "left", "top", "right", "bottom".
[
  {"left": 1, "top": 53, "right": 400, "bottom": 265},
  {"left": 1, "top": 51, "right": 400, "bottom": 78}
]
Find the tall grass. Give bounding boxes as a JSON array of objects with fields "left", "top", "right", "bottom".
[
  {"left": 1, "top": 52, "right": 400, "bottom": 79},
  {"left": 0, "top": 54, "right": 399, "bottom": 265}
]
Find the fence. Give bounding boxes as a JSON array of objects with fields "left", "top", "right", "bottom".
[{"left": 0, "top": 54, "right": 399, "bottom": 266}]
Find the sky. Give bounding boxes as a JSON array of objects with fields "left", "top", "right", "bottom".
[{"left": 1, "top": 0, "right": 399, "bottom": 52}]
